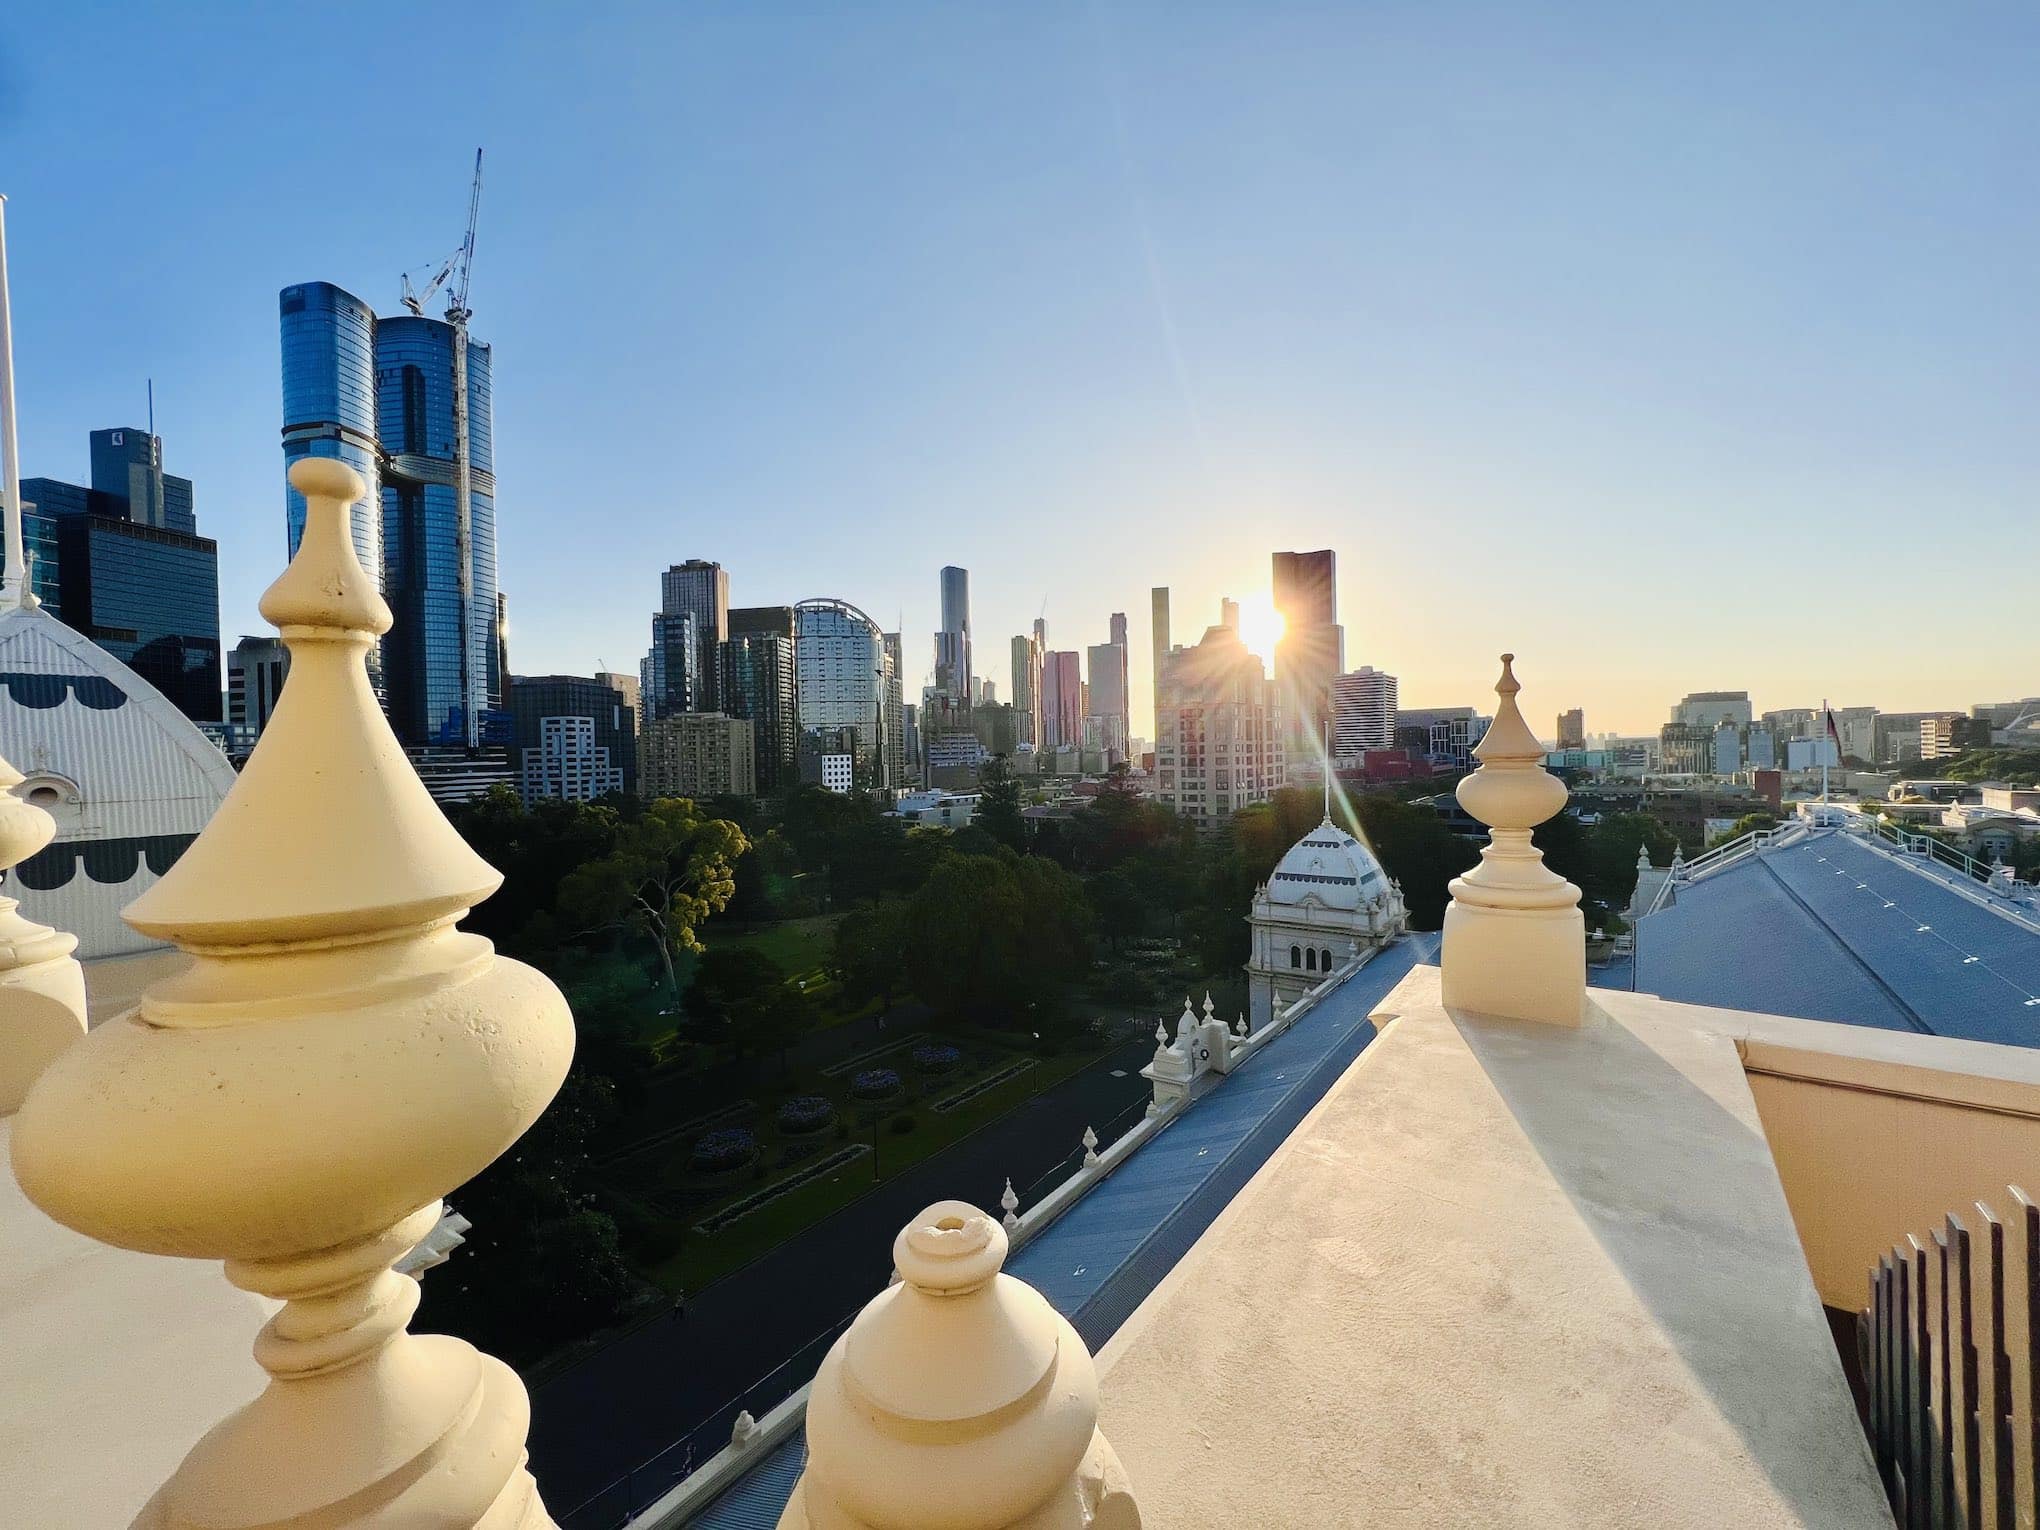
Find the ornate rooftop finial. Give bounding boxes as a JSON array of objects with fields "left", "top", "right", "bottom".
[
  {"left": 1441, "top": 653, "right": 1585, "bottom": 1026},
  {"left": 783, "top": 1202, "right": 1141, "bottom": 1529},
  {"left": 1082, "top": 1124, "right": 1100, "bottom": 1166},
  {"left": 11, "top": 457, "right": 575, "bottom": 1526},
  {"left": 1202, "top": 990, "right": 1216, "bottom": 1018},
  {"left": 1001, "top": 1177, "right": 1021, "bottom": 1230},
  {"left": 1637, "top": 840, "right": 1653, "bottom": 870},
  {"left": 0, "top": 753, "right": 86, "bottom": 1113}
]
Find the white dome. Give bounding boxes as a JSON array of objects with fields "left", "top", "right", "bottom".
[{"left": 1265, "top": 817, "right": 1390, "bottom": 911}]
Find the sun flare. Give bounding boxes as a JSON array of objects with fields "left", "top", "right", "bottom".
[{"left": 1235, "top": 595, "right": 1285, "bottom": 666}]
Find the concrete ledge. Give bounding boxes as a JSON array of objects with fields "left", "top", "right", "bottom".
[{"left": 1094, "top": 965, "right": 1891, "bottom": 1528}]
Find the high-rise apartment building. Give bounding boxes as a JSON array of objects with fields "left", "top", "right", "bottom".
[
  {"left": 1150, "top": 587, "right": 1170, "bottom": 742},
  {"left": 20, "top": 428, "right": 222, "bottom": 723},
  {"left": 1086, "top": 638, "right": 1129, "bottom": 762},
  {"left": 228, "top": 636, "right": 290, "bottom": 738},
  {"left": 509, "top": 673, "right": 638, "bottom": 799},
  {"left": 1010, "top": 632, "right": 1043, "bottom": 748},
  {"left": 376, "top": 312, "right": 500, "bottom": 746},
  {"left": 1332, "top": 667, "right": 1398, "bottom": 756},
  {"left": 722, "top": 606, "right": 798, "bottom": 794},
  {"left": 279, "top": 281, "right": 502, "bottom": 741},
  {"left": 934, "top": 565, "right": 971, "bottom": 706},
  {"left": 1154, "top": 622, "right": 1283, "bottom": 827},
  {"left": 1556, "top": 708, "right": 1585, "bottom": 751},
  {"left": 1272, "top": 550, "right": 1344, "bottom": 779},
  {"left": 647, "top": 561, "right": 729, "bottom": 719},
  {"left": 881, "top": 631, "right": 906, "bottom": 790},
  {"left": 1395, "top": 707, "right": 1491, "bottom": 771},
  {"left": 1041, "top": 650, "right": 1085, "bottom": 750},
  {"left": 794, "top": 598, "right": 898, "bottom": 789},
  {"left": 519, "top": 717, "right": 625, "bottom": 805},
  {"left": 642, "top": 712, "right": 756, "bottom": 799}
]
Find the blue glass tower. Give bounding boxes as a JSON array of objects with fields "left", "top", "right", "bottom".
[
  {"left": 376, "top": 315, "right": 499, "bottom": 745},
  {"left": 279, "top": 282, "right": 502, "bottom": 744}
]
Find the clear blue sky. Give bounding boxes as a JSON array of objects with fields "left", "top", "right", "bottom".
[{"left": 4, "top": 2, "right": 2035, "bottom": 735}]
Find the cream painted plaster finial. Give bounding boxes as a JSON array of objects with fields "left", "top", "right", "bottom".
[
  {"left": 0, "top": 753, "right": 85, "bottom": 1113},
  {"left": 1439, "top": 653, "right": 1586, "bottom": 1026},
  {"left": 781, "top": 1201, "right": 1141, "bottom": 1530},
  {"left": 10, "top": 457, "right": 574, "bottom": 1527}
]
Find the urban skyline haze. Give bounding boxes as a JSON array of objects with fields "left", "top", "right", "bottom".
[{"left": 2, "top": 4, "right": 2035, "bottom": 733}]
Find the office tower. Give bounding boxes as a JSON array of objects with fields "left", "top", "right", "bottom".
[
  {"left": 641, "top": 712, "right": 757, "bottom": 799},
  {"left": 1712, "top": 723, "right": 1743, "bottom": 776},
  {"left": 21, "top": 428, "right": 222, "bottom": 723},
  {"left": 279, "top": 283, "right": 382, "bottom": 585},
  {"left": 1010, "top": 632, "right": 1043, "bottom": 747},
  {"left": 1086, "top": 638, "right": 1129, "bottom": 763},
  {"left": 228, "top": 636, "right": 290, "bottom": 737},
  {"left": 495, "top": 592, "right": 511, "bottom": 692},
  {"left": 648, "top": 560, "right": 729, "bottom": 718},
  {"left": 881, "top": 631, "right": 906, "bottom": 791},
  {"left": 934, "top": 565, "right": 971, "bottom": 707},
  {"left": 795, "top": 598, "right": 896, "bottom": 789},
  {"left": 509, "top": 673, "right": 639, "bottom": 800},
  {"left": 722, "top": 606, "right": 798, "bottom": 793},
  {"left": 89, "top": 425, "right": 192, "bottom": 532},
  {"left": 1833, "top": 706, "right": 1879, "bottom": 765},
  {"left": 1109, "top": 612, "right": 1128, "bottom": 649},
  {"left": 1154, "top": 621, "right": 1282, "bottom": 826},
  {"left": 1670, "top": 691, "right": 1753, "bottom": 729},
  {"left": 1746, "top": 725, "right": 1777, "bottom": 770},
  {"left": 1150, "top": 587, "right": 1170, "bottom": 741},
  {"left": 1039, "top": 651, "right": 1085, "bottom": 751},
  {"left": 1272, "top": 550, "right": 1344, "bottom": 778},
  {"left": 1220, "top": 598, "right": 1239, "bottom": 631},
  {"left": 1556, "top": 708, "right": 1585, "bottom": 751},
  {"left": 376, "top": 311, "right": 501, "bottom": 746},
  {"left": 1333, "top": 667, "right": 1398, "bottom": 756},
  {"left": 902, "top": 703, "right": 922, "bottom": 785}
]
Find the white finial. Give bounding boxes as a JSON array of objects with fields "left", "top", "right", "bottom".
[
  {"left": 1440, "top": 653, "right": 1586, "bottom": 1027},
  {"left": 0, "top": 752, "right": 86, "bottom": 1111},
  {"left": 1152, "top": 1017, "right": 1168, "bottom": 1047},
  {"left": 0, "top": 196, "right": 28, "bottom": 612},
  {"left": 785, "top": 1202, "right": 1140, "bottom": 1528},
  {"left": 1081, "top": 1125, "right": 1100, "bottom": 1166},
  {"left": 1201, "top": 990, "right": 1215, "bottom": 1018},
  {"left": 1234, "top": 1013, "right": 1248, "bottom": 1038},
  {"left": 1636, "top": 841, "right": 1652, "bottom": 870},
  {"left": 1000, "top": 1178, "right": 1020, "bottom": 1230},
  {"left": 731, "top": 1409, "right": 758, "bottom": 1449}
]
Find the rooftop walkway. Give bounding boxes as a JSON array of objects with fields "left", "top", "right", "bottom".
[
  {"left": 681, "top": 933, "right": 1438, "bottom": 1529},
  {"left": 1620, "top": 828, "right": 2040, "bottom": 1046}
]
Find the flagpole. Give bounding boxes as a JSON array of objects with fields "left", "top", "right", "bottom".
[
  {"left": 0, "top": 194, "right": 26, "bottom": 612},
  {"left": 1820, "top": 698, "right": 1829, "bottom": 806}
]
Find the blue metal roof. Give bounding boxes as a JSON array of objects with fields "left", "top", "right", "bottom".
[
  {"left": 687, "top": 934, "right": 1438, "bottom": 1528},
  {"left": 1613, "top": 829, "right": 2040, "bottom": 1047}
]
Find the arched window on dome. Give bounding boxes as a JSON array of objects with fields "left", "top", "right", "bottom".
[
  {"left": 1304, "top": 947, "right": 1317, "bottom": 973},
  {"left": 1321, "top": 947, "right": 1334, "bottom": 972},
  {"left": 1290, "top": 944, "right": 1301, "bottom": 969}
]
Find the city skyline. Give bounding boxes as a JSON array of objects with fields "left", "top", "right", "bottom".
[{"left": 4, "top": 6, "right": 2036, "bottom": 734}]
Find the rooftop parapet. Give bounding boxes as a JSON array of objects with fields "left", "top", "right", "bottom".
[{"left": 9, "top": 458, "right": 574, "bottom": 1527}]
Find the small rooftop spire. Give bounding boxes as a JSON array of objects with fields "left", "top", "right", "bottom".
[{"left": 0, "top": 196, "right": 29, "bottom": 612}]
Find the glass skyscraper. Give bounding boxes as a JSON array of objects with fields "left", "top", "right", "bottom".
[
  {"left": 723, "top": 606, "right": 797, "bottom": 793},
  {"left": 279, "top": 281, "right": 502, "bottom": 744},
  {"left": 376, "top": 315, "right": 499, "bottom": 745},
  {"left": 17, "top": 428, "right": 222, "bottom": 723},
  {"left": 795, "top": 598, "right": 898, "bottom": 789}
]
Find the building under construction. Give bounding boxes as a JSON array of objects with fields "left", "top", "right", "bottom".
[{"left": 277, "top": 150, "right": 505, "bottom": 749}]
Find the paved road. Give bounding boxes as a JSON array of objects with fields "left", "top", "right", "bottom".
[{"left": 530, "top": 1034, "right": 1155, "bottom": 1517}]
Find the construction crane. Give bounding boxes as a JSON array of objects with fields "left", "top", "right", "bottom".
[{"left": 399, "top": 150, "right": 486, "bottom": 746}]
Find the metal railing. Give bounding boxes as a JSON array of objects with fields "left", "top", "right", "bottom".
[{"left": 1862, "top": 1184, "right": 2039, "bottom": 1528}]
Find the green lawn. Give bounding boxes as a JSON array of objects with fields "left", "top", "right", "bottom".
[{"left": 707, "top": 913, "right": 842, "bottom": 981}]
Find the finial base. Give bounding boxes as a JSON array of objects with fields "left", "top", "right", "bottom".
[{"left": 1440, "top": 900, "right": 1586, "bottom": 1026}]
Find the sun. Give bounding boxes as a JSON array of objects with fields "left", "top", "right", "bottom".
[{"left": 1235, "top": 594, "right": 1285, "bottom": 666}]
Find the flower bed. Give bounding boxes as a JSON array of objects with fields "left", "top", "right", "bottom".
[
  {"left": 910, "top": 1043, "right": 961, "bottom": 1075},
  {"left": 850, "top": 1067, "right": 903, "bottom": 1101},
  {"left": 690, "top": 1127, "right": 758, "bottom": 1174},
  {"left": 777, "top": 1095, "right": 837, "bottom": 1134}
]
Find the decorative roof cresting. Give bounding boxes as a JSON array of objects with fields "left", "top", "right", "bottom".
[{"left": 10, "top": 457, "right": 575, "bottom": 1527}]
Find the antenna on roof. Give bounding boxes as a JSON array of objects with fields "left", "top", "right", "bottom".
[
  {"left": 1323, "top": 721, "right": 1331, "bottom": 822},
  {"left": 0, "top": 195, "right": 26, "bottom": 613}
]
